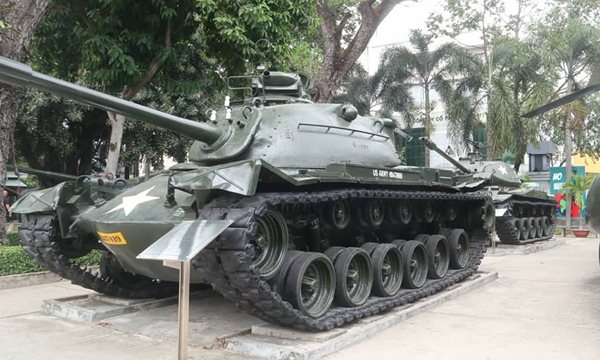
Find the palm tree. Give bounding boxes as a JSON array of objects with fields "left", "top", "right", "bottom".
[
  {"left": 333, "top": 63, "right": 414, "bottom": 120},
  {"left": 378, "top": 29, "right": 481, "bottom": 167},
  {"left": 563, "top": 174, "right": 594, "bottom": 229}
]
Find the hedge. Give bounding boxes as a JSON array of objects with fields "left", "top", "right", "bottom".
[
  {"left": 0, "top": 246, "right": 102, "bottom": 276},
  {"left": 8, "top": 232, "right": 20, "bottom": 246}
]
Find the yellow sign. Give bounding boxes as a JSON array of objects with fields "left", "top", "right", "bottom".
[{"left": 97, "top": 231, "right": 128, "bottom": 245}]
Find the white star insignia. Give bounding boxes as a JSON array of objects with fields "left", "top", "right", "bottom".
[
  {"left": 105, "top": 186, "right": 160, "bottom": 216},
  {"left": 498, "top": 166, "right": 508, "bottom": 175}
]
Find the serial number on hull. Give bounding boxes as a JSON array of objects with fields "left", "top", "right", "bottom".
[
  {"left": 97, "top": 231, "right": 128, "bottom": 245},
  {"left": 372, "top": 169, "right": 403, "bottom": 179}
]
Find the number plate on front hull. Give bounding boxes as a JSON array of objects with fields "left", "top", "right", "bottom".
[{"left": 97, "top": 231, "right": 128, "bottom": 245}]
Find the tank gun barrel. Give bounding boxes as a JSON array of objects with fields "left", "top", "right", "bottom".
[
  {"left": 0, "top": 56, "right": 221, "bottom": 144},
  {"left": 11, "top": 166, "right": 78, "bottom": 182},
  {"left": 419, "top": 137, "right": 471, "bottom": 174}
]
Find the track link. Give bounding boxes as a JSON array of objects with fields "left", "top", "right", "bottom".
[
  {"left": 192, "top": 188, "right": 491, "bottom": 331},
  {"left": 18, "top": 214, "right": 177, "bottom": 298}
]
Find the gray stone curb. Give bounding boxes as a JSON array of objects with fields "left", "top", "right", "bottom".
[
  {"left": 0, "top": 271, "right": 62, "bottom": 290},
  {"left": 490, "top": 237, "right": 566, "bottom": 256}
]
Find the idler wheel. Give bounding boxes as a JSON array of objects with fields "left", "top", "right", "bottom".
[
  {"left": 362, "top": 199, "right": 385, "bottom": 227},
  {"left": 283, "top": 252, "right": 336, "bottom": 318},
  {"left": 390, "top": 200, "right": 412, "bottom": 225},
  {"left": 327, "top": 247, "right": 373, "bottom": 307},
  {"left": 424, "top": 235, "right": 450, "bottom": 279},
  {"left": 526, "top": 217, "right": 536, "bottom": 239},
  {"left": 541, "top": 216, "right": 550, "bottom": 236},
  {"left": 400, "top": 240, "right": 428, "bottom": 289},
  {"left": 420, "top": 200, "right": 436, "bottom": 223},
  {"left": 362, "top": 243, "right": 404, "bottom": 297},
  {"left": 325, "top": 200, "right": 351, "bottom": 230},
  {"left": 254, "top": 210, "right": 289, "bottom": 279},
  {"left": 446, "top": 229, "right": 470, "bottom": 269},
  {"left": 534, "top": 217, "right": 543, "bottom": 238}
]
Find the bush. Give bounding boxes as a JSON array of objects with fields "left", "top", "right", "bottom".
[
  {"left": 0, "top": 246, "right": 44, "bottom": 276},
  {"left": 7, "top": 232, "right": 20, "bottom": 246},
  {"left": 0, "top": 246, "right": 102, "bottom": 276}
]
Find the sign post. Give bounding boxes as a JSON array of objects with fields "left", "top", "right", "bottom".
[{"left": 137, "top": 219, "right": 233, "bottom": 360}]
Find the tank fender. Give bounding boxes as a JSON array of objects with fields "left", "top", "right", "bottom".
[
  {"left": 170, "top": 159, "right": 301, "bottom": 196},
  {"left": 9, "top": 182, "right": 72, "bottom": 214}
]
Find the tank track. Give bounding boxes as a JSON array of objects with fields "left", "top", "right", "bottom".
[
  {"left": 495, "top": 199, "right": 557, "bottom": 245},
  {"left": 192, "top": 188, "right": 491, "bottom": 331},
  {"left": 18, "top": 214, "right": 177, "bottom": 298}
]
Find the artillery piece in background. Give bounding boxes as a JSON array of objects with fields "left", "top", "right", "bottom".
[
  {"left": 421, "top": 138, "right": 556, "bottom": 245},
  {"left": 1, "top": 56, "right": 494, "bottom": 330}
]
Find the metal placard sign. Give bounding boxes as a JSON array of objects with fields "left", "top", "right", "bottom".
[
  {"left": 137, "top": 219, "right": 233, "bottom": 360},
  {"left": 137, "top": 219, "right": 233, "bottom": 261}
]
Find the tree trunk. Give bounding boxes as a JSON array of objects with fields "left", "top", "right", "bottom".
[
  {"left": 313, "top": 0, "right": 405, "bottom": 103},
  {"left": 105, "top": 112, "right": 126, "bottom": 177},
  {"left": 564, "top": 74, "right": 573, "bottom": 230},
  {"left": 424, "top": 84, "right": 431, "bottom": 167},
  {"left": 0, "top": 0, "right": 50, "bottom": 244}
]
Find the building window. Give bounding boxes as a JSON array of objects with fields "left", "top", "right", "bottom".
[
  {"left": 403, "top": 127, "right": 426, "bottom": 166},
  {"left": 529, "top": 154, "right": 551, "bottom": 172}
]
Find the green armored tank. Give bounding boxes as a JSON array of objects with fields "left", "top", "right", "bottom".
[
  {"left": 422, "top": 138, "right": 556, "bottom": 245},
  {"left": 588, "top": 177, "right": 600, "bottom": 265},
  {"left": 1, "top": 56, "right": 495, "bottom": 330}
]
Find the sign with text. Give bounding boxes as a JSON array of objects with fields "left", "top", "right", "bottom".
[{"left": 549, "top": 166, "right": 586, "bottom": 218}]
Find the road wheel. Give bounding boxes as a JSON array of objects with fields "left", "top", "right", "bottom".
[
  {"left": 541, "top": 216, "right": 550, "bottom": 236},
  {"left": 400, "top": 240, "right": 428, "bottom": 289},
  {"left": 446, "top": 229, "right": 469, "bottom": 269},
  {"left": 517, "top": 218, "right": 528, "bottom": 240},
  {"left": 425, "top": 235, "right": 449, "bottom": 279},
  {"left": 526, "top": 217, "right": 536, "bottom": 239},
  {"left": 329, "top": 247, "right": 373, "bottom": 307},
  {"left": 283, "top": 252, "right": 336, "bottom": 318},
  {"left": 370, "top": 244, "right": 404, "bottom": 297}
]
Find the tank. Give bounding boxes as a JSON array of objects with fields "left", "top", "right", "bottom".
[
  {"left": 421, "top": 138, "right": 556, "bottom": 245},
  {"left": 587, "top": 176, "right": 600, "bottom": 266},
  {"left": 1, "top": 56, "right": 495, "bottom": 330}
]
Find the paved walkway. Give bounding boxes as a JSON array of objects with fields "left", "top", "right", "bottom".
[
  {"left": 0, "top": 237, "right": 598, "bottom": 359},
  {"left": 327, "top": 237, "right": 600, "bottom": 360}
]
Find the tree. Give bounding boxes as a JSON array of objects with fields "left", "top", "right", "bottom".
[
  {"left": 313, "top": 0, "right": 412, "bottom": 102},
  {"left": 563, "top": 174, "right": 594, "bottom": 229},
  {"left": 428, "top": 0, "right": 542, "bottom": 160},
  {"left": 0, "top": 0, "right": 50, "bottom": 244},
  {"left": 17, "top": 24, "right": 224, "bottom": 182},
  {"left": 533, "top": 5, "right": 600, "bottom": 229},
  {"left": 379, "top": 29, "right": 480, "bottom": 167},
  {"left": 333, "top": 63, "right": 414, "bottom": 119}
]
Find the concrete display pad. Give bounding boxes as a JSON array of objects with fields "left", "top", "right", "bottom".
[
  {"left": 41, "top": 293, "right": 179, "bottom": 323},
  {"left": 39, "top": 272, "right": 496, "bottom": 359},
  {"left": 490, "top": 237, "right": 566, "bottom": 256},
  {"left": 223, "top": 271, "right": 497, "bottom": 360}
]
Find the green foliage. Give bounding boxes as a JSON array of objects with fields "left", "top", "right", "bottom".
[
  {"left": 0, "top": 246, "right": 43, "bottom": 276},
  {"left": 0, "top": 245, "right": 102, "bottom": 276},
  {"left": 196, "top": 0, "right": 318, "bottom": 72},
  {"left": 563, "top": 174, "right": 594, "bottom": 210},
  {"left": 7, "top": 232, "right": 19, "bottom": 246}
]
